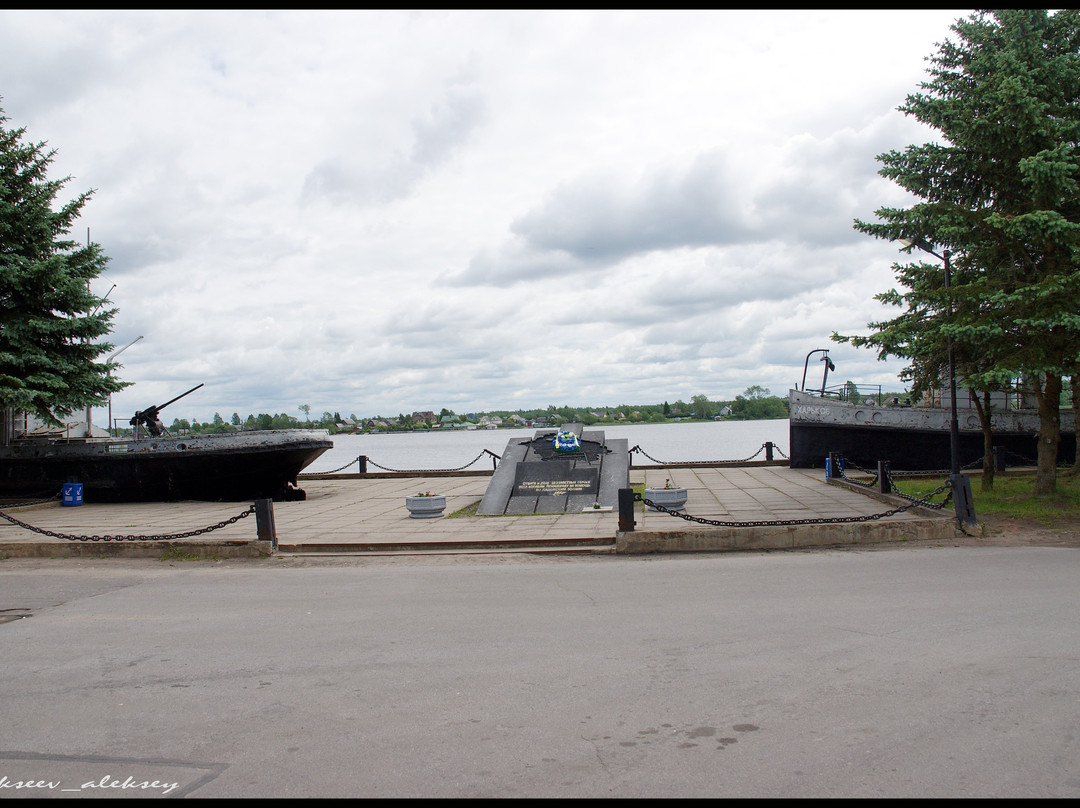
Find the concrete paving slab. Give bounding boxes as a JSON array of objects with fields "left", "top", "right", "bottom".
[{"left": 0, "top": 465, "right": 960, "bottom": 558}]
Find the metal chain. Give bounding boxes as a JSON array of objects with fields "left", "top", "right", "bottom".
[
  {"left": 836, "top": 458, "right": 953, "bottom": 509},
  {"left": 1003, "top": 448, "right": 1073, "bottom": 469},
  {"left": 299, "top": 449, "right": 503, "bottom": 477},
  {"left": 365, "top": 450, "right": 498, "bottom": 474},
  {"left": 0, "top": 504, "right": 256, "bottom": 542},
  {"left": 836, "top": 458, "right": 879, "bottom": 489},
  {"left": 635, "top": 491, "right": 946, "bottom": 527},
  {"left": 882, "top": 468, "right": 953, "bottom": 510},
  {"left": 0, "top": 492, "right": 62, "bottom": 508},
  {"left": 304, "top": 456, "right": 363, "bottom": 475},
  {"left": 840, "top": 446, "right": 1076, "bottom": 480},
  {"left": 839, "top": 456, "right": 981, "bottom": 480},
  {"left": 629, "top": 442, "right": 774, "bottom": 465}
]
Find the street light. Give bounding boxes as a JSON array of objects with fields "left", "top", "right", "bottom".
[
  {"left": 898, "top": 238, "right": 959, "bottom": 475},
  {"left": 81, "top": 284, "right": 117, "bottom": 437},
  {"left": 106, "top": 336, "right": 143, "bottom": 436},
  {"left": 898, "top": 238, "right": 976, "bottom": 525}
]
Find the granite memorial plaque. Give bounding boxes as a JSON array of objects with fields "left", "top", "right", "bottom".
[{"left": 511, "top": 460, "right": 598, "bottom": 498}]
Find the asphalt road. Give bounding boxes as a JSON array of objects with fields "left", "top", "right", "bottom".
[{"left": 1, "top": 545, "right": 1079, "bottom": 798}]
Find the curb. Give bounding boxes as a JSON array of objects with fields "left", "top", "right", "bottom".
[
  {"left": 0, "top": 540, "right": 274, "bottom": 559},
  {"left": 616, "top": 515, "right": 960, "bottom": 554}
]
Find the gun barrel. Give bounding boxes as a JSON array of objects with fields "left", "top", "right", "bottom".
[{"left": 154, "top": 383, "right": 205, "bottom": 412}]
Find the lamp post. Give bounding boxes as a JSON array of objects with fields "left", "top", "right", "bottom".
[
  {"left": 898, "top": 239, "right": 976, "bottom": 525},
  {"left": 898, "top": 239, "right": 959, "bottom": 475},
  {"left": 106, "top": 336, "right": 143, "bottom": 436}
]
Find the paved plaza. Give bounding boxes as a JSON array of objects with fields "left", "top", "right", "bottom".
[{"left": 0, "top": 466, "right": 958, "bottom": 558}]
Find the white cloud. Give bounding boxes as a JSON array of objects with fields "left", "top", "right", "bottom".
[{"left": 0, "top": 8, "right": 970, "bottom": 422}]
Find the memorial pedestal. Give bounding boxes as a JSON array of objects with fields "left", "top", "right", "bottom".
[{"left": 477, "top": 424, "right": 629, "bottom": 515}]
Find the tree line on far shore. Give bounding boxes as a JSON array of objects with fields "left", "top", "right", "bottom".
[{"left": 155, "top": 385, "right": 797, "bottom": 436}]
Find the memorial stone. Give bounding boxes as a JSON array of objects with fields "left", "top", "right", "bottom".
[{"left": 477, "top": 423, "right": 629, "bottom": 515}]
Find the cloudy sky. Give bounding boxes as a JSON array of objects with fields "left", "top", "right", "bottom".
[{"left": 1, "top": 9, "right": 970, "bottom": 425}]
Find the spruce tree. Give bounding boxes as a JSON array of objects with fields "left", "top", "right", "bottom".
[
  {"left": 840, "top": 9, "right": 1080, "bottom": 495},
  {"left": 0, "top": 104, "right": 128, "bottom": 433}
]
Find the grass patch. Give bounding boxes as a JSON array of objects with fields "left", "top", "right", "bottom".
[
  {"left": 158, "top": 546, "right": 218, "bottom": 562},
  {"left": 446, "top": 500, "right": 481, "bottom": 518},
  {"left": 891, "top": 470, "right": 1080, "bottom": 526}
]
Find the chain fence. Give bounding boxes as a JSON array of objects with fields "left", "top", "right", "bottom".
[
  {"left": 0, "top": 495, "right": 256, "bottom": 543},
  {"left": 844, "top": 447, "right": 1074, "bottom": 480},
  {"left": 864, "top": 455, "right": 983, "bottom": 478},
  {"left": 629, "top": 441, "right": 786, "bottom": 466},
  {"left": 365, "top": 449, "right": 499, "bottom": 474},
  {"left": 636, "top": 476, "right": 952, "bottom": 528},
  {"left": 834, "top": 459, "right": 954, "bottom": 509},
  {"left": 300, "top": 449, "right": 502, "bottom": 476},
  {"left": 635, "top": 448, "right": 955, "bottom": 528},
  {"left": 308, "top": 456, "right": 366, "bottom": 475},
  {"left": 303, "top": 441, "right": 789, "bottom": 477},
  {"left": 998, "top": 448, "right": 1076, "bottom": 470}
]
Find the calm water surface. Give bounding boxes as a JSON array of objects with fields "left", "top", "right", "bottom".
[{"left": 303, "top": 419, "right": 790, "bottom": 473}]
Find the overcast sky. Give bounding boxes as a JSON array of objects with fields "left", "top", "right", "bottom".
[{"left": 1, "top": 9, "right": 971, "bottom": 425}]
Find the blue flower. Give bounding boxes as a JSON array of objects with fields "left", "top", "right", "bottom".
[{"left": 552, "top": 431, "right": 580, "bottom": 452}]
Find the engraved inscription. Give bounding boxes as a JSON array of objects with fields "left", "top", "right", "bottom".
[{"left": 515, "top": 479, "right": 594, "bottom": 495}]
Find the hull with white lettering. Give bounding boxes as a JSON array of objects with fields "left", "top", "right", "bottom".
[{"left": 788, "top": 388, "right": 1075, "bottom": 471}]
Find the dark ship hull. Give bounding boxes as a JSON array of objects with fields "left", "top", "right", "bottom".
[
  {"left": 0, "top": 429, "right": 333, "bottom": 503},
  {"left": 788, "top": 389, "right": 1076, "bottom": 471}
]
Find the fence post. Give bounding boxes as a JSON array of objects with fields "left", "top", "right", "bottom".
[
  {"left": 950, "top": 474, "right": 978, "bottom": 526},
  {"left": 877, "top": 460, "right": 891, "bottom": 494},
  {"left": 254, "top": 498, "right": 277, "bottom": 550},
  {"left": 618, "top": 488, "right": 635, "bottom": 532},
  {"left": 826, "top": 452, "right": 843, "bottom": 479},
  {"left": 765, "top": 441, "right": 774, "bottom": 461},
  {"left": 358, "top": 455, "right": 367, "bottom": 474}
]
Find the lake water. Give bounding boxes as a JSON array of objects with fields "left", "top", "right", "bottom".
[{"left": 302, "top": 419, "right": 790, "bottom": 474}]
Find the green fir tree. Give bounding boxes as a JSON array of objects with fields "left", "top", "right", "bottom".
[
  {"left": 840, "top": 10, "right": 1080, "bottom": 495},
  {"left": 0, "top": 103, "right": 128, "bottom": 430}
]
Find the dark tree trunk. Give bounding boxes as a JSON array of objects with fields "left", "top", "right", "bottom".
[
  {"left": 971, "top": 390, "right": 995, "bottom": 491},
  {"left": 1035, "top": 371, "right": 1062, "bottom": 496},
  {"left": 1072, "top": 368, "right": 1080, "bottom": 476}
]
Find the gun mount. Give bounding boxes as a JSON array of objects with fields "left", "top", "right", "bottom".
[{"left": 130, "top": 383, "right": 204, "bottom": 437}]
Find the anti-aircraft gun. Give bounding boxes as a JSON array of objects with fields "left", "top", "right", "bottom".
[{"left": 129, "top": 383, "right": 204, "bottom": 438}]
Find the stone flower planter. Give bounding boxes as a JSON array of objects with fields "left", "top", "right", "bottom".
[
  {"left": 643, "top": 487, "right": 688, "bottom": 512},
  {"left": 405, "top": 494, "right": 446, "bottom": 518}
]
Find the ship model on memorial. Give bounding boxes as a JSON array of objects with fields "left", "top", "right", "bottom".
[
  {"left": 0, "top": 383, "right": 332, "bottom": 503},
  {"left": 788, "top": 349, "right": 1076, "bottom": 471}
]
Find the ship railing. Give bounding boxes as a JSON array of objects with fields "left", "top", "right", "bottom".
[
  {"left": 815, "top": 380, "right": 1039, "bottom": 411},
  {"left": 815, "top": 383, "right": 887, "bottom": 405}
]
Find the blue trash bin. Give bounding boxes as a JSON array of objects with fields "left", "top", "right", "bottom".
[{"left": 61, "top": 482, "right": 84, "bottom": 507}]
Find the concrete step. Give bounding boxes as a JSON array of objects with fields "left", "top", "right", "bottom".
[{"left": 275, "top": 537, "right": 616, "bottom": 555}]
